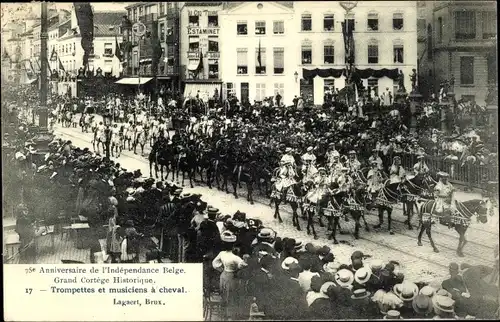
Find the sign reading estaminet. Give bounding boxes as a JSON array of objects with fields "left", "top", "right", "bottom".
[{"left": 4, "top": 264, "right": 203, "bottom": 321}]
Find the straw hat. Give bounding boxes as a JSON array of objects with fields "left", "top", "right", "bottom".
[
  {"left": 323, "top": 261, "right": 341, "bottom": 274},
  {"left": 394, "top": 282, "right": 419, "bottom": 302},
  {"left": 412, "top": 294, "right": 433, "bottom": 315},
  {"left": 257, "top": 227, "right": 275, "bottom": 240},
  {"left": 307, "top": 146, "right": 313, "bottom": 152},
  {"left": 432, "top": 295, "right": 455, "bottom": 314},
  {"left": 354, "top": 267, "right": 372, "bottom": 285},
  {"left": 334, "top": 269, "right": 354, "bottom": 288},
  {"left": 281, "top": 257, "right": 299, "bottom": 270},
  {"left": 220, "top": 231, "right": 237, "bottom": 243},
  {"left": 383, "top": 310, "right": 402, "bottom": 320},
  {"left": 285, "top": 147, "right": 292, "bottom": 153},
  {"left": 370, "top": 259, "right": 384, "bottom": 271},
  {"left": 419, "top": 285, "right": 436, "bottom": 298},
  {"left": 320, "top": 281, "right": 336, "bottom": 296},
  {"left": 437, "top": 171, "right": 449, "bottom": 178},
  {"left": 351, "top": 288, "right": 371, "bottom": 300}
]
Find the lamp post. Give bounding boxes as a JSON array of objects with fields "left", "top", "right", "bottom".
[
  {"left": 32, "top": 1, "right": 54, "bottom": 154},
  {"left": 103, "top": 112, "right": 112, "bottom": 159}
]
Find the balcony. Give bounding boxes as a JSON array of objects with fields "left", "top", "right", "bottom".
[
  {"left": 139, "top": 13, "right": 158, "bottom": 23},
  {"left": 187, "top": 51, "right": 200, "bottom": 59},
  {"left": 206, "top": 52, "right": 220, "bottom": 59}
]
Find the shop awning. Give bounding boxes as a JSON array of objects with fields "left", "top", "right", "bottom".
[
  {"left": 187, "top": 60, "right": 199, "bottom": 71},
  {"left": 115, "top": 77, "right": 152, "bottom": 85},
  {"left": 183, "top": 83, "right": 221, "bottom": 100}
]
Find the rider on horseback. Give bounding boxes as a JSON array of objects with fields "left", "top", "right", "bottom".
[
  {"left": 305, "top": 167, "right": 330, "bottom": 203},
  {"left": 434, "top": 171, "right": 455, "bottom": 227},
  {"left": 389, "top": 156, "right": 406, "bottom": 184},
  {"left": 346, "top": 150, "right": 362, "bottom": 173},
  {"left": 367, "top": 160, "right": 384, "bottom": 195},
  {"left": 275, "top": 147, "right": 297, "bottom": 191},
  {"left": 368, "top": 148, "right": 384, "bottom": 171},
  {"left": 413, "top": 153, "right": 430, "bottom": 176},
  {"left": 301, "top": 146, "right": 318, "bottom": 183},
  {"left": 337, "top": 167, "right": 354, "bottom": 192}
]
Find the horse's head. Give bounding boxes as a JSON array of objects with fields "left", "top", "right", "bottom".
[{"left": 475, "top": 198, "right": 493, "bottom": 223}]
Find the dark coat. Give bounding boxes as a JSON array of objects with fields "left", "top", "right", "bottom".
[
  {"left": 198, "top": 219, "right": 221, "bottom": 255},
  {"left": 270, "top": 278, "right": 307, "bottom": 320},
  {"left": 308, "top": 297, "right": 334, "bottom": 320},
  {"left": 251, "top": 242, "right": 278, "bottom": 258}
]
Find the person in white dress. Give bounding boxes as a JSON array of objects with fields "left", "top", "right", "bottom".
[
  {"left": 346, "top": 150, "right": 362, "bottom": 173},
  {"left": 368, "top": 148, "right": 384, "bottom": 171},
  {"left": 433, "top": 172, "right": 455, "bottom": 224},
  {"left": 389, "top": 156, "right": 406, "bottom": 184},
  {"left": 275, "top": 147, "right": 297, "bottom": 191},
  {"left": 305, "top": 168, "right": 330, "bottom": 204},
  {"left": 337, "top": 167, "right": 354, "bottom": 192},
  {"left": 367, "top": 161, "right": 384, "bottom": 195},
  {"left": 301, "top": 147, "right": 318, "bottom": 183},
  {"left": 413, "top": 154, "right": 430, "bottom": 176}
]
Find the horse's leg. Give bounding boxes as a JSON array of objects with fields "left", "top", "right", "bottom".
[
  {"left": 353, "top": 211, "right": 361, "bottom": 239},
  {"left": 361, "top": 211, "right": 370, "bottom": 232},
  {"left": 331, "top": 217, "right": 339, "bottom": 244},
  {"left": 417, "top": 222, "right": 425, "bottom": 246},
  {"left": 374, "top": 207, "right": 384, "bottom": 229},
  {"left": 248, "top": 182, "right": 254, "bottom": 205},
  {"left": 388, "top": 208, "right": 394, "bottom": 235},
  {"left": 425, "top": 224, "right": 439, "bottom": 253},
  {"left": 274, "top": 200, "right": 283, "bottom": 223},
  {"left": 224, "top": 174, "right": 230, "bottom": 194},
  {"left": 309, "top": 210, "right": 318, "bottom": 239},
  {"left": 318, "top": 209, "right": 325, "bottom": 228},
  {"left": 407, "top": 201, "right": 414, "bottom": 230},
  {"left": 456, "top": 226, "right": 466, "bottom": 257},
  {"left": 232, "top": 179, "right": 238, "bottom": 199},
  {"left": 189, "top": 169, "right": 194, "bottom": 188},
  {"left": 293, "top": 204, "right": 301, "bottom": 231}
]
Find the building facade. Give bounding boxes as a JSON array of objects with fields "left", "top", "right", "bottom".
[
  {"left": 294, "top": 1, "right": 417, "bottom": 106},
  {"left": 219, "top": 2, "right": 297, "bottom": 105},
  {"left": 420, "top": 0, "right": 496, "bottom": 106},
  {"left": 180, "top": 2, "right": 224, "bottom": 101}
]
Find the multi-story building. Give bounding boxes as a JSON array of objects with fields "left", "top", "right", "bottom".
[
  {"left": 180, "top": 2, "right": 224, "bottom": 101},
  {"left": 420, "top": 0, "right": 496, "bottom": 106},
  {"left": 219, "top": 2, "right": 296, "bottom": 105},
  {"left": 293, "top": 1, "right": 417, "bottom": 106},
  {"left": 157, "top": 1, "right": 182, "bottom": 91}
]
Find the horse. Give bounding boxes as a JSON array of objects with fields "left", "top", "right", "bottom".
[
  {"left": 231, "top": 160, "right": 258, "bottom": 204},
  {"left": 110, "top": 127, "right": 123, "bottom": 158},
  {"left": 302, "top": 185, "right": 340, "bottom": 240},
  {"left": 149, "top": 139, "right": 175, "bottom": 181},
  {"left": 196, "top": 147, "right": 215, "bottom": 189},
  {"left": 373, "top": 180, "right": 402, "bottom": 235},
  {"left": 270, "top": 172, "right": 303, "bottom": 233},
  {"left": 417, "top": 198, "right": 493, "bottom": 256},
  {"left": 399, "top": 173, "right": 436, "bottom": 229},
  {"left": 133, "top": 130, "right": 147, "bottom": 156},
  {"left": 174, "top": 146, "right": 197, "bottom": 188},
  {"left": 123, "top": 125, "right": 134, "bottom": 151},
  {"left": 92, "top": 127, "right": 107, "bottom": 155}
]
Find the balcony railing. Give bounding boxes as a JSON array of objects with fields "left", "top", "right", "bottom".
[{"left": 139, "top": 13, "right": 158, "bottom": 23}]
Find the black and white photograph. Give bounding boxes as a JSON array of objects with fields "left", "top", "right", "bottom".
[{"left": 2, "top": 1, "right": 499, "bottom": 320}]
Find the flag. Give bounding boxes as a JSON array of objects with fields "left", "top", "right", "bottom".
[
  {"left": 50, "top": 47, "right": 57, "bottom": 61},
  {"left": 58, "top": 57, "right": 65, "bottom": 72},
  {"left": 114, "top": 35, "right": 123, "bottom": 62},
  {"left": 74, "top": 3, "right": 94, "bottom": 70},
  {"left": 45, "top": 56, "right": 53, "bottom": 76},
  {"left": 196, "top": 50, "right": 203, "bottom": 73},
  {"left": 257, "top": 39, "right": 262, "bottom": 68}
]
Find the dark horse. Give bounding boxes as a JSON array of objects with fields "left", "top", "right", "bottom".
[
  {"left": 399, "top": 174, "right": 436, "bottom": 229},
  {"left": 174, "top": 146, "right": 197, "bottom": 188},
  {"left": 270, "top": 178, "right": 303, "bottom": 232},
  {"left": 373, "top": 181, "right": 402, "bottom": 235},
  {"left": 148, "top": 137, "right": 175, "bottom": 181},
  {"left": 304, "top": 188, "right": 344, "bottom": 242},
  {"left": 418, "top": 198, "right": 492, "bottom": 256}
]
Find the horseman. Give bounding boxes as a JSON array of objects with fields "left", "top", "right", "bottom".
[
  {"left": 434, "top": 171, "right": 455, "bottom": 226},
  {"left": 367, "top": 160, "right": 384, "bottom": 196},
  {"left": 135, "top": 121, "right": 145, "bottom": 142},
  {"left": 368, "top": 148, "right": 384, "bottom": 171},
  {"left": 301, "top": 146, "right": 318, "bottom": 183},
  {"left": 111, "top": 123, "right": 121, "bottom": 144},
  {"left": 305, "top": 167, "right": 330, "bottom": 204},
  {"left": 337, "top": 167, "right": 354, "bottom": 192},
  {"left": 413, "top": 153, "right": 430, "bottom": 176},
  {"left": 326, "top": 143, "right": 340, "bottom": 168},
  {"left": 346, "top": 150, "right": 362, "bottom": 173},
  {"left": 389, "top": 155, "right": 406, "bottom": 184},
  {"left": 275, "top": 147, "right": 297, "bottom": 191}
]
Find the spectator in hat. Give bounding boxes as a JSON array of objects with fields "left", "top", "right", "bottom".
[
  {"left": 272, "top": 262, "right": 307, "bottom": 320},
  {"left": 212, "top": 231, "right": 248, "bottom": 320},
  {"left": 120, "top": 220, "right": 143, "bottom": 263},
  {"left": 247, "top": 254, "right": 276, "bottom": 316},
  {"left": 321, "top": 261, "right": 341, "bottom": 282},
  {"left": 158, "top": 191, "right": 178, "bottom": 261},
  {"left": 349, "top": 250, "right": 369, "bottom": 272},
  {"left": 354, "top": 266, "right": 372, "bottom": 290},
  {"left": 432, "top": 295, "right": 458, "bottom": 319},
  {"left": 411, "top": 294, "right": 434, "bottom": 318},
  {"left": 384, "top": 309, "right": 402, "bottom": 320},
  {"left": 298, "top": 257, "right": 320, "bottom": 292},
  {"left": 311, "top": 245, "right": 331, "bottom": 273},
  {"left": 308, "top": 282, "right": 335, "bottom": 319},
  {"left": 252, "top": 228, "right": 278, "bottom": 259},
  {"left": 442, "top": 262, "right": 471, "bottom": 317},
  {"left": 197, "top": 207, "right": 221, "bottom": 260},
  {"left": 394, "top": 281, "right": 419, "bottom": 316},
  {"left": 366, "top": 259, "right": 384, "bottom": 292},
  {"left": 350, "top": 288, "right": 378, "bottom": 319}
]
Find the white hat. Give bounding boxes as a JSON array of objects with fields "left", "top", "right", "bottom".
[
  {"left": 15, "top": 152, "right": 26, "bottom": 160},
  {"left": 393, "top": 282, "right": 419, "bottom": 302},
  {"left": 354, "top": 267, "right": 372, "bottom": 285},
  {"left": 369, "top": 259, "right": 384, "bottom": 271},
  {"left": 285, "top": 147, "right": 292, "bottom": 153},
  {"left": 281, "top": 257, "right": 299, "bottom": 270},
  {"left": 307, "top": 146, "right": 313, "bottom": 152},
  {"left": 334, "top": 269, "right": 354, "bottom": 287}
]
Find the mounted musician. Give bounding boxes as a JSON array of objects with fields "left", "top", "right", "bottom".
[
  {"left": 413, "top": 153, "right": 430, "bottom": 176},
  {"left": 301, "top": 146, "right": 318, "bottom": 183},
  {"left": 325, "top": 143, "right": 339, "bottom": 167},
  {"left": 346, "top": 150, "right": 362, "bottom": 173},
  {"left": 434, "top": 171, "right": 455, "bottom": 225},
  {"left": 367, "top": 160, "right": 384, "bottom": 195},
  {"left": 304, "top": 167, "right": 330, "bottom": 203},
  {"left": 389, "top": 155, "right": 406, "bottom": 184},
  {"left": 368, "top": 148, "right": 384, "bottom": 171},
  {"left": 274, "top": 147, "right": 297, "bottom": 191},
  {"left": 337, "top": 167, "right": 354, "bottom": 192}
]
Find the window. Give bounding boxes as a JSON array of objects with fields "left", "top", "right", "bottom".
[
  {"left": 159, "top": 3, "right": 164, "bottom": 15},
  {"left": 460, "top": 56, "right": 474, "bottom": 85},
  {"left": 256, "top": 83, "right": 266, "bottom": 101},
  {"left": 324, "top": 44, "right": 334, "bottom": 64},
  {"left": 437, "top": 17, "right": 443, "bottom": 43},
  {"left": 255, "top": 21, "right": 266, "bottom": 35},
  {"left": 237, "top": 21, "right": 247, "bottom": 35},
  {"left": 139, "top": 7, "right": 143, "bottom": 17},
  {"left": 167, "top": 46, "right": 174, "bottom": 57},
  {"left": 189, "top": 15, "right": 199, "bottom": 27},
  {"left": 104, "top": 43, "right": 113, "bottom": 56},
  {"left": 302, "top": 14, "right": 312, "bottom": 31},
  {"left": 208, "top": 36, "right": 219, "bottom": 52},
  {"left": 208, "top": 61, "right": 218, "bottom": 79},
  {"left": 273, "top": 21, "right": 284, "bottom": 34},
  {"left": 455, "top": 11, "right": 475, "bottom": 39},
  {"left": 346, "top": 14, "right": 355, "bottom": 31},
  {"left": 324, "top": 14, "right": 334, "bottom": 31},
  {"left": 188, "top": 36, "right": 199, "bottom": 51},
  {"left": 301, "top": 45, "right": 312, "bottom": 64},
  {"left": 208, "top": 15, "right": 218, "bottom": 27},
  {"left": 393, "top": 45, "right": 403, "bottom": 63},
  {"left": 368, "top": 78, "right": 378, "bottom": 96},
  {"left": 133, "top": 9, "right": 137, "bottom": 21},
  {"left": 237, "top": 48, "right": 248, "bottom": 74},
  {"left": 482, "top": 12, "right": 496, "bottom": 39},
  {"left": 274, "top": 83, "right": 284, "bottom": 97},
  {"left": 273, "top": 47, "right": 284, "bottom": 74},
  {"left": 368, "top": 44, "right": 378, "bottom": 64},
  {"left": 255, "top": 47, "right": 266, "bottom": 74},
  {"left": 324, "top": 79, "right": 335, "bottom": 93},
  {"left": 159, "top": 23, "right": 165, "bottom": 41},
  {"left": 367, "top": 13, "right": 379, "bottom": 31},
  {"left": 223, "top": 82, "right": 234, "bottom": 99},
  {"left": 393, "top": 13, "right": 404, "bottom": 30},
  {"left": 427, "top": 24, "right": 433, "bottom": 59}
]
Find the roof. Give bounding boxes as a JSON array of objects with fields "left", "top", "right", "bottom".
[
  {"left": 223, "top": 1, "right": 293, "bottom": 10},
  {"left": 93, "top": 11, "right": 127, "bottom": 37},
  {"left": 185, "top": 2, "right": 223, "bottom": 7}
]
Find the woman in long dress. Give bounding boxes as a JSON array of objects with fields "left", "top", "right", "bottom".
[{"left": 212, "top": 231, "right": 248, "bottom": 319}]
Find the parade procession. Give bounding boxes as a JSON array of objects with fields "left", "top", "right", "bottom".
[{"left": 2, "top": 1, "right": 499, "bottom": 321}]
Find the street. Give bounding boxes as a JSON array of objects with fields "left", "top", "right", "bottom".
[{"left": 53, "top": 121, "right": 499, "bottom": 288}]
